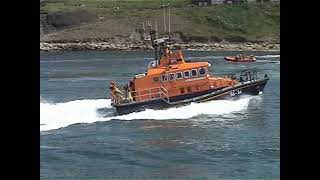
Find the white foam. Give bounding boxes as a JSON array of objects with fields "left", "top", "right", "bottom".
[
  {"left": 257, "top": 54, "right": 280, "bottom": 58},
  {"left": 40, "top": 96, "right": 257, "bottom": 131},
  {"left": 108, "top": 97, "right": 253, "bottom": 121},
  {"left": 40, "top": 98, "right": 111, "bottom": 131}
]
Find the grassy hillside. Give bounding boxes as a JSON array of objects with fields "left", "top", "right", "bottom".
[{"left": 40, "top": 0, "right": 280, "bottom": 43}]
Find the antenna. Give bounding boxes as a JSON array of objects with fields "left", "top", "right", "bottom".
[
  {"left": 142, "top": 22, "right": 145, "bottom": 40},
  {"left": 143, "top": 21, "right": 152, "bottom": 41},
  {"left": 162, "top": 0, "right": 167, "bottom": 33},
  {"left": 155, "top": 20, "right": 158, "bottom": 38},
  {"left": 168, "top": 2, "right": 170, "bottom": 39}
]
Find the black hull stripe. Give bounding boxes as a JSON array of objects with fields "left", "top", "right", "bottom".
[
  {"left": 114, "top": 78, "right": 268, "bottom": 108},
  {"left": 198, "top": 79, "right": 268, "bottom": 102}
]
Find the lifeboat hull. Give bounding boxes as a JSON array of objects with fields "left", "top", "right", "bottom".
[
  {"left": 112, "top": 77, "right": 268, "bottom": 115},
  {"left": 225, "top": 56, "right": 256, "bottom": 62}
]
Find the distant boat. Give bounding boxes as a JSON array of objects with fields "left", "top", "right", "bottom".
[{"left": 225, "top": 55, "right": 256, "bottom": 62}]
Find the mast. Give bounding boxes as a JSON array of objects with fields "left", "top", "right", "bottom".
[
  {"left": 142, "top": 22, "right": 146, "bottom": 40},
  {"left": 148, "top": 0, "right": 172, "bottom": 64},
  {"left": 150, "top": 29, "right": 158, "bottom": 62},
  {"left": 162, "top": 0, "right": 167, "bottom": 34},
  {"left": 155, "top": 20, "right": 158, "bottom": 39},
  {"left": 168, "top": 2, "right": 171, "bottom": 40}
]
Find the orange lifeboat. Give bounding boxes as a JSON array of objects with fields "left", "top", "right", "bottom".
[{"left": 109, "top": 31, "right": 268, "bottom": 115}]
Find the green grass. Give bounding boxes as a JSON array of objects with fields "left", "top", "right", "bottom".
[
  {"left": 41, "top": 0, "right": 279, "bottom": 42},
  {"left": 178, "top": 3, "right": 279, "bottom": 40},
  {"left": 41, "top": 0, "right": 190, "bottom": 13}
]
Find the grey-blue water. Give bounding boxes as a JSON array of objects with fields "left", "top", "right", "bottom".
[{"left": 40, "top": 50, "right": 280, "bottom": 179}]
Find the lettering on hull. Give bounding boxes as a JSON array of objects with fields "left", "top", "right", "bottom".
[{"left": 230, "top": 89, "right": 242, "bottom": 97}]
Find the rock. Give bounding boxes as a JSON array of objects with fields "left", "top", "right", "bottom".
[
  {"left": 129, "top": 31, "right": 142, "bottom": 42},
  {"left": 40, "top": 40, "right": 280, "bottom": 52},
  {"left": 110, "top": 44, "right": 116, "bottom": 49}
]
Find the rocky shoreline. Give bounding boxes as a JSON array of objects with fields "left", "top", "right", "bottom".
[{"left": 40, "top": 41, "right": 280, "bottom": 52}]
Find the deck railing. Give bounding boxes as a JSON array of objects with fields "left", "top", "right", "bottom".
[{"left": 130, "top": 86, "right": 170, "bottom": 103}]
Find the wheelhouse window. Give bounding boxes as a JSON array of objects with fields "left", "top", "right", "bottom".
[
  {"left": 198, "top": 67, "right": 207, "bottom": 76},
  {"left": 161, "top": 74, "right": 168, "bottom": 82},
  {"left": 176, "top": 72, "right": 183, "bottom": 80},
  {"left": 169, "top": 73, "right": 175, "bottom": 81},
  {"left": 191, "top": 69, "right": 198, "bottom": 77},
  {"left": 184, "top": 70, "right": 190, "bottom": 78}
]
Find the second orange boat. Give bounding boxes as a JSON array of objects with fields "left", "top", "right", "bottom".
[{"left": 225, "top": 54, "right": 256, "bottom": 62}]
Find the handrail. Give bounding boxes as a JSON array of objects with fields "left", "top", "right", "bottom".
[
  {"left": 113, "top": 80, "right": 226, "bottom": 105},
  {"left": 123, "top": 86, "right": 170, "bottom": 104},
  {"left": 131, "top": 86, "right": 162, "bottom": 94},
  {"left": 160, "top": 86, "right": 170, "bottom": 103}
]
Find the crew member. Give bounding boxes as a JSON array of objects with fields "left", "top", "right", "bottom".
[
  {"left": 110, "top": 82, "right": 124, "bottom": 104},
  {"left": 123, "top": 83, "right": 133, "bottom": 102}
]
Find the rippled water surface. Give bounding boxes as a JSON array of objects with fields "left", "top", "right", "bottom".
[{"left": 40, "top": 51, "right": 280, "bottom": 179}]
